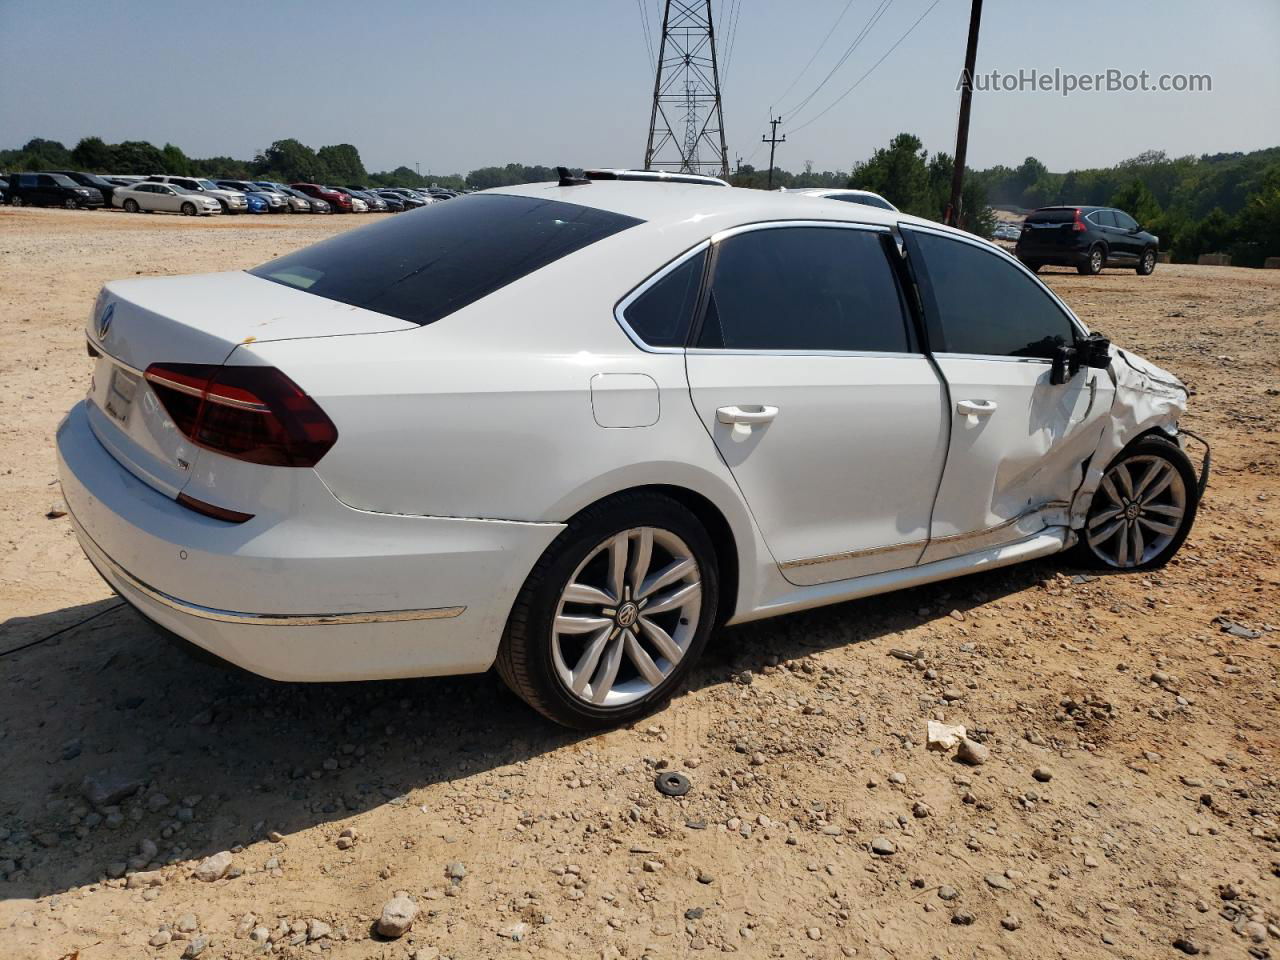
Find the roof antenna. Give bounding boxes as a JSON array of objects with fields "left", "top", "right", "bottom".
[{"left": 557, "top": 166, "right": 590, "bottom": 187}]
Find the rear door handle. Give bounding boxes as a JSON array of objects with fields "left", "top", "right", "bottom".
[
  {"left": 956, "top": 399, "right": 998, "bottom": 417},
  {"left": 717, "top": 404, "right": 779, "bottom": 425}
]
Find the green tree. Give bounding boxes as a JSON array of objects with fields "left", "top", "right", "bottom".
[
  {"left": 159, "top": 143, "right": 191, "bottom": 175},
  {"left": 71, "top": 136, "right": 116, "bottom": 171},
  {"left": 316, "top": 144, "right": 367, "bottom": 184},
  {"left": 112, "top": 140, "right": 167, "bottom": 174},
  {"left": 254, "top": 139, "right": 327, "bottom": 182},
  {"left": 849, "top": 133, "right": 930, "bottom": 215}
]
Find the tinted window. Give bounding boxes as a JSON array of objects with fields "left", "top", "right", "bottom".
[
  {"left": 1113, "top": 210, "right": 1138, "bottom": 230},
  {"left": 1027, "top": 208, "right": 1076, "bottom": 224},
  {"left": 251, "top": 194, "right": 643, "bottom": 327},
  {"left": 1090, "top": 209, "right": 1116, "bottom": 227},
  {"left": 623, "top": 251, "right": 706, "bottom": 347},
  {"left": 835, "top": 194, "right": 894, "bottom": 210},
  {"left": 910, "top": 230, "right": 1075, "bottom": 359},
  {"left": 696, "top": 227, "right": 910, "bottom": 352}
]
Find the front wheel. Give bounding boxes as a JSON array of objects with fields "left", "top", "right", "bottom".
[
  {"left": 1078, "top": 244, "right": 1105, "bottom": 275},
  {"left": 496, "top": 492, "right": 719, "bottom": 729},
  {"left": 1137, "top": 248, "right": 1157, "bottom": 275},
  {"left": 1075, "top": 435, "right": 1198, "bottom": 571},
  {"left": 180, "top": 202, "right": 196, "bottom": 216},
  {"left": 64, "top": 197, "right": 78, "bottom": 210}
]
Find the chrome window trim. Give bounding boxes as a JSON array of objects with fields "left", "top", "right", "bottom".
[
  {"left": 932, "top": 352, "right": 1053, "bottom": 365},
  {"left": 709, "top": 218, "right": 891, "bottom": 245},
  {"left": 69, "top": 508, "right": 466, "bottom": 627},
  {"left": 900, "top": 222, "right": 1089, "bottom": 339},
  {"left": 686, "top": 348, "right": 924, "bottom": 360},
  {"left": 613, "top": 240, "right": 710, "bottom": 355}
]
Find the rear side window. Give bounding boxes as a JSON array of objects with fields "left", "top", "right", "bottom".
[
  {"left": 908, "top": 230, "right": 1076, "bottom": 359},
  {"left": 251, "top": 194, "right": 643, "bottom": 326},
  {"left": 1090, "top": 209, "right": 1116, "bottom": 227},
  {"left": 835, "top": 194, "right": 893, "bottom": 210},
  {"left": 1027, "top": 208, "right": 1075, "bottom": 224},
  {"left": 697, "top": 227, "right": 910, "bottom": 352},
  {"left": 622, "top": 251, "right": 706, "bottom": 347}
]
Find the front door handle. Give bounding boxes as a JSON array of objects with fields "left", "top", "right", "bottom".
[
  {"left": 956, "top": 399, "right": 998, "bottom": 417},
  {"left": 717, "top": 404, "right": 779, "bottom": 425}
]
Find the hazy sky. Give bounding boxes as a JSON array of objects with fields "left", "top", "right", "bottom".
[{"left": 2, "top": 0, "right": 1277, "bottom": 176}]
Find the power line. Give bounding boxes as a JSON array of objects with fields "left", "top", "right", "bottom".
[
  {"left": 777, "top": 0, "right": 896, "bottom": 124},
  {"left": 637, "top": 0, "right": 657, "bottom": 71},
  {"left": 789, "top": 0, "right": 943, "bottom": 135},
  {"left": 769, "top": 0, "right": 857, "bottom": 113},
  {"left": 0, "top": 602, "right": 126, "bottom": 660},
  {"left": 722, "top": 0, "right": 745, "bottom": 87}
]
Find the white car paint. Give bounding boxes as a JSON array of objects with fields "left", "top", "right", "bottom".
[
  {"left": 114, "top": 182, "right": 221, "bottom": 216},
  {"left": 57, "top": 180, "right": 1190, "bottom": 688}
]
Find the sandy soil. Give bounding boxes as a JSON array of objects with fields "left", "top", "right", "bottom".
[{"left": 1, "top": 206, "right": 1278, "bottom": 960}]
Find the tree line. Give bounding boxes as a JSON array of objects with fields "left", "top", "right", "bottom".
[{"left": 4, "top": 134, "right": 1276, "bottom": 265}]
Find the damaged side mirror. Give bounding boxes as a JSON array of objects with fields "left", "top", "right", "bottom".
[{"left": 1050, "top": 333, "right": 1111, "bottom": 385}]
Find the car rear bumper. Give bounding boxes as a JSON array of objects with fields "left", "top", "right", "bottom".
[{"left": 56, "top": 400, "right": 564, "bottom": 681}]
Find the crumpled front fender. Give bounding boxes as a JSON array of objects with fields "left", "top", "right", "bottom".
[{"left": 1068, "top": 348, "right": 1190, "bottom": 528}]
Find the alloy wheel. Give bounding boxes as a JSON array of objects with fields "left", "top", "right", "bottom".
[
  {"left": 1091, "top": 248, "right": 1104, "bottom": 273},
  {"left": 551, "top": 527, "right": 702, "bottom": 708},
  {"left": 1143, "top": 251, "right": 1156, "bottom": 273},
  {"left": 1086, "top": 454, "right": 1187, "bottom": 568}
]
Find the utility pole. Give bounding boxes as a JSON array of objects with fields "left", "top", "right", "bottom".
[
  {"left": 762, "top": 116, "right": 785, "bottom": 190},
  {"left": 945, "top": 0, "right": 983, "bottom": 227},
  {"left": 643, "top": 0, "right": 731, "bottom": 177}
]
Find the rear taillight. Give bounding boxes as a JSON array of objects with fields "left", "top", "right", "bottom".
[
  {"left": 144, "top": 363, "right": 338, "bottom": 467},
  {"left": 1072, "top": 208, "right": 1087, "bottom": 232}
]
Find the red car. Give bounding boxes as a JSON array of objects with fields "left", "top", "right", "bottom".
[{"left": 290, "top": 183, "right": 354, "bottom": 213}]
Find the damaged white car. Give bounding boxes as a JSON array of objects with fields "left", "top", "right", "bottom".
[{"left": 57, "top": 175, "right": 1209, "bottom": 729}]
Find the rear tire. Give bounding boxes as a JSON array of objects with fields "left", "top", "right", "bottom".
[
  {"left": 123, "top": 199, "right": 139, "bottom": 213},
  {"left": 1073, "top": 434, "right": 1198, "bottom": 571},
  {"left": 1018, "top": 258, "right": 1042, "bottom": 273},
  {"left": 10, "top": 196, "right": 23, "bottom": 207},
  {"left": 1078, "top": 244, "right": 1105, "bottom": 275},
  {"left": 496, "top": 492, "right": 720, "bottom": 730},
  {"left": 1137, "top": 248, "right": 1157, "bottom": 275}
]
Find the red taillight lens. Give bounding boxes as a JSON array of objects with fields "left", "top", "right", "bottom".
[
  {"left": 144, "top": 363, "right": 338, "bottom": 467},
  {"left": 1072, "top": 208, "right": 1087, "bottom": 232}
]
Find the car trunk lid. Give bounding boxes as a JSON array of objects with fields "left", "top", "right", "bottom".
[{"left": 84, "top": 271, "right": 415, "bottom": 497}]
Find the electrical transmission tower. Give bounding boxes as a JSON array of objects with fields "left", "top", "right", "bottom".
[{"left": 644, "top": 0, "right": 730, "bottom": 178}]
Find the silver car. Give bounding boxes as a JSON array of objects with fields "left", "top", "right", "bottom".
[
  {"left": 146, "top": 176, "right": 249, "bottom": 214},
  {"left": 115, "top": 182, "right": 221, "bottom": 216},
  {"left": 254, "top": 182, "right": 314, "bottom": 213}
]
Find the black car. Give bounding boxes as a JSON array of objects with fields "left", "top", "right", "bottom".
[
  {"left": 376, "top": 188, "right": 425, "bottom": 209},
  {"left": 7, "top": 172, "right": 105, "bottom": 209},
  {"left": 0, "top": 176, "right": 10, "bottom": 204},
  {"left": 47, "top": 170, "right": 120, "bottom": 207},
  {"left": 1015, "top": 205, "right": 1159, "bottom": 276}
]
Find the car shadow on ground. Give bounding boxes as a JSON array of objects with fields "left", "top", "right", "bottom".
[{"left": 0, "top": 556, "right": 1066, "bottom": 901}]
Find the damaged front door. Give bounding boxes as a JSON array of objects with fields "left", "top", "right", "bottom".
[{"left": 902, "top": 226, "right": 1116, "bottom": 562}]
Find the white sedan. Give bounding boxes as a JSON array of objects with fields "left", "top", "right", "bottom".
[
  {"left": 115, "top": 181, "right": 222, "bottom": 216},
  {"left": 57, "top": 177, "right": 1206, "bottom": 728}
]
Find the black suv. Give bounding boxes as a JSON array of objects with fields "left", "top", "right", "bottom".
[
  {"left": 8, "top": 172, "right": 105, "bottom": 209},
  {"left": 1015, "top": 205, "right": 1159, "bottom": 276},
  {"left": 47, "top": 170, "right": 121, "bottom": 207}
]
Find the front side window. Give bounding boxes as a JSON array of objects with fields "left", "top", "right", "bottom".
[
  {"left": 1113, "top": 210, "right": 1139, "bottom": 230},
  {"left": 251, "top": 194, "right": 643, "bottom": 327},
  {"left": 622, "top": 250, "right": 706, "bottom": 347},
  {"left": 696, "top": 226, "right": 910, "bottom": 353},
  {"left": 909, "top": 230, "right": 1076, "bottom": 359}
]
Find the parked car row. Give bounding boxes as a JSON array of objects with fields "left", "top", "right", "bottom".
[{"left": 1, "top": 169, "right": 461, "bottom": 216}]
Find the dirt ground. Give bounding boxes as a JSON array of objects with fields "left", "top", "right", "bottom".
[{"left": 1, "top": 206, "right": 1277, "bottom": 960}]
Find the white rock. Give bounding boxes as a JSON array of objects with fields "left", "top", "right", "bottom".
[
  {"left": 192, "top": 851, "right": 232, "bottom": 882},
  {"left": 927, "top": 720, "right": 967, "bottom": 751}
]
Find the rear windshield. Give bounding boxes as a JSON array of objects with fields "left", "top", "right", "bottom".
[
  {"left": 249, "top": 193, "right": 644, "bottom": 326},
  {"left": 1027, "top": 208, "right": 1077, "bottom": 223}
]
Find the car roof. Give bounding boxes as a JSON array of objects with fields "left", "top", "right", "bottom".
[
  {"left": 486, "top": 180, "right": 940, "bottom": 242},
  {"left": 1033, "top": 204, "right": 1104, "bottom": 212}
]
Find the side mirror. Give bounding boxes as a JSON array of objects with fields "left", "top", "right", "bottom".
[{"left": 1050, "top": 333, "right": 1110, "bottom": 385}]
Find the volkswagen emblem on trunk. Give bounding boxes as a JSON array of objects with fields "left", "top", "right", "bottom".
[{"left": 96, "top": 302, "right": 115, "bottom": 340}]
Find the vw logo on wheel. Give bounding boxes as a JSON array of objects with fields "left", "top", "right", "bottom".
[
  {"left": 96, "top": 302, "right": 115, "bottom": 341},
  {"left": 616, "top": 602, "right": 639, "bottom": 628}
]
